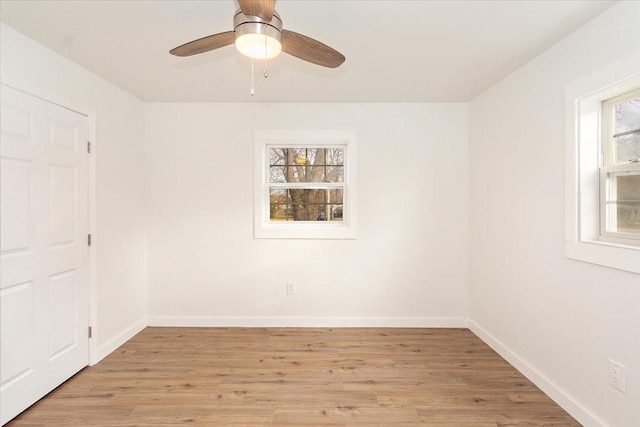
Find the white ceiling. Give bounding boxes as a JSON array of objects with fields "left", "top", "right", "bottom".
[{"left": 0, "top": 0, "right": 615, "bottom": 102}]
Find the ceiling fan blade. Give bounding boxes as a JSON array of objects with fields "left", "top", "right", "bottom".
[
  {"left": 238, "top": 0, "right": 275, "bottom": 21},
  {"left": 281, "top": 30, "right": 345, "bottom": 68},
  {"left": 170, "top": 31, "right": 235, "bottom": 57}
]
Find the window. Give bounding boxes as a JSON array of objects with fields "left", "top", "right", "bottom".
[
  {"left": 268, "top": 147, "right": 345, "bottom": 222},
  {"left": 565, "top": 60, "right": 640, "bottom": 274},
  {"left": 600, "top": 89, "right": 640, "bottom": 244},
  {"left": 254, "top": 130, "right": 356, "bottom": 239}
]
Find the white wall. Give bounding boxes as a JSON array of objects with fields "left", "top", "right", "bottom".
[
  {"left": 145, "top": 103, "right": 468, "bottom": 326},
  {"left": 468, "top": 2, "right": 640, "bottom": 427},
  {"left": 1, "top": 23, "right": 148, "bottom": 362}
]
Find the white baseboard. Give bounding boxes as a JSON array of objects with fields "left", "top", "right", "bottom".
[
  {"left": 468, "top": 319, "right": 607, "bottom": 427},
  {"left": 148, "top": 316, "right": 468, "bottom": 328},
  {"left": 90, "top": 317, "right": 147, "bottom": 365}
]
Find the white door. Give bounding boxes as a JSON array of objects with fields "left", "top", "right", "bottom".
[{"left": 0, "top": 85, "right": 89, "bottom": 425}]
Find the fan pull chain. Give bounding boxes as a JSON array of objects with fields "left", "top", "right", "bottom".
[
  {"left": 264, "top": 35, "right": 269, "bottom": 78},
  {"left": 250, "top": 59, "right": 255, "bottom": 96}
]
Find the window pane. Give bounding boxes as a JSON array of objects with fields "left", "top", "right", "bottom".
[
  {"left": 289, "top": 148, "right": 308, "bottom": 165},
  {"left": 327, "top": 148, "right": 344, "bottom": 166},
  {"left": 269, "top": 188, "right": 344, "bottom": 222},
  {"left": 307, "top": 148, "right": 325, "bottom": 166},
  {"left": 269, "top": 166, "right": 286, "bottom": 183},
  {"left": 330, "top": 205, "right": 343, "bottom": 221},
  {"left": 328, "top": 188, "right": 343, "bottom": 204},
  {"left": 305, "top": 164, "right": 324, "bottom": 182},
  {"left": 270, "top": 204, "right": 294, "bottom": 221},
  {"left": 269, "top": 148, "right": 286, "bottom": 166},
  {"left": 304, "top": 164, "right": 344, "bottom": 182},
  {"left": 615, "top": 133, "right": 640, "bottom": 164},
  {"left": 269, "top": 188, "right": 288, "bottom": 203},
  {"left": 615, "top": 96, "right": 640, "bottom": 134},
  {"left": 606, "top": 171, "right": 640, "bottom": 234},
  {"left": 326, "top": 165, "right": 344, "bottom": 182}
]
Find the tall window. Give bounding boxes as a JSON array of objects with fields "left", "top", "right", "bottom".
[
  {"left": 600, "top": 88, "right": 640, "bottom": 243},
  {"left": 254, "top": 130, "right": 357, "bottom": 239},
  {"left": 565, "top": 65, "right": 640, "bottom": 274}
]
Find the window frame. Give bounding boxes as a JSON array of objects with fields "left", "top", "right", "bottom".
[
  {"left": 564, "top": 57, "right": 640, "bottom": 274},
  {"left": 254, "top": 129, "right": 357, "bottom": 239}
]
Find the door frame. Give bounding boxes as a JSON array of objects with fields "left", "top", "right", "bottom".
[{"left": 1, "top": 78, "right": 99, "bottom": 365}]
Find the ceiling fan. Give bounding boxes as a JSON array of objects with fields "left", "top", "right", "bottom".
[{"left": 169, "top": 0, "right": 345, "bottom": 68}]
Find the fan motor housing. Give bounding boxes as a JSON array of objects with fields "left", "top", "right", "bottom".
[{"left": 233, "top": 9, "right": 283, "bottom": 43}]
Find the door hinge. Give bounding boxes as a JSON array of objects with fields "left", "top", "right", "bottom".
[
  {"left": 88, "top": 326, "right": 93, "bottom": 339},
  {"left": 87, "top": 141, "right": 91, "bottom": 153},
  {"left": 88, "top": 234, "right": 92, "bottom": 246}
]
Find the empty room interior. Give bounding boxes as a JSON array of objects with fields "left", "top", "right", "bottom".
[{"left": 0, "top": 0, "right": 639, "bottom": 426}]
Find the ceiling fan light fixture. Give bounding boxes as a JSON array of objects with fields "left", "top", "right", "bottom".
[
  {"left": 233, "top": 9, "right": 282, "bottom": 60},
  {"left": 170, "top": 3, "right": 345, "bottom": 69}
]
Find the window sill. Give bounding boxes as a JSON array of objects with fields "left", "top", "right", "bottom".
[{"left": 565, "top": 240, "right": 640, "bottom": 274}]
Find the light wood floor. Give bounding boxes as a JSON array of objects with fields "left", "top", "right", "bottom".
[{"left": 8, "top": 328, "right": 580, "bottom": 426}]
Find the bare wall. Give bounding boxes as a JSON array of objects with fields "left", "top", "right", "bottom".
[
  {"left": 145, "top": 103, "right": 468, "bottom": 326},
  {"left": 468, "top": 2, "right": 640, "bottom": 426}
]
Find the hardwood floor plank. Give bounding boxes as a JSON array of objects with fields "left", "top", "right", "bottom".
[{"left": 7, "top": 328, "right": 580, "bottom": 426}]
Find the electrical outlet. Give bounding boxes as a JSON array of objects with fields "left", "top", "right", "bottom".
[
  {"left": 286, "top": 280, "right": 297, "bottom": 295},
  {"left": 608, "top": 359, "right": 626, "bottom": 393}
]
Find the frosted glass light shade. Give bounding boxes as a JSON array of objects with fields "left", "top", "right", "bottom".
[{"left": 235, "top": 33, "right": 282, "bottom": 59}]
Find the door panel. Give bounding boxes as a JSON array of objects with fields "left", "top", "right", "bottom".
[
  {"left": 0, "top": 282, "right": 34, "bottom": 385},
  {"left": 49, "top": 119, "right": 77, "bottom": 150},
  {"left": 0, "top": 159, "right": 32, "bottom": 250},
  {"left": 49, "top": 165, "right": 77, "bottom": 245},
  {"left": 49, "top": 270, "right": 77, "bottom": 359},
  {"left": 0, "top": 85, "right": 89, "bottom": 425}
]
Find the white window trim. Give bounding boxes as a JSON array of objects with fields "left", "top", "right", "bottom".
[
  {"left": 565, "top": 54, "right": 640, "bottom": 274},
  {"left": 254, "top": 129, "right": 357, "bottom": 239}
]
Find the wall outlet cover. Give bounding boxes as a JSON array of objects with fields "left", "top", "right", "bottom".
[
  {"left": 608, "top": 359, "right": 627, "bottom": 394},
  {"left": 286, "top": 280, "right": 297, "bottom": 295}
]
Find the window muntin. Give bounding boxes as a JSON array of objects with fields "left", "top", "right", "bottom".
[{"left": 600, "top": 88, "right": 640, "bottom": 243}]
